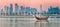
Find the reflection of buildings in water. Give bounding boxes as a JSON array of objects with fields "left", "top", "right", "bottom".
[
  {"left": 9, "top": 18, "right": 19, "bottom": 27},
  {"left": 15, "top": 18, "right": 18, "bottom": 27},
  {"left": 35, "top": 20, "right": 49, "bottom": 27},
  {"left": 9, "top": 18, "right": 13, "bottom": 27}
]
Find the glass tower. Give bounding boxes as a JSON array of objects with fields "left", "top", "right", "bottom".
[
  {"left": 19, "top": 6, "right": 25, "bottom": 15},
  {"left": 4, "top": 6, "right": 9, "bottom": 15},
  {"left": 15, "top": 3, "right": 19, "bottom": 15},
  {"left": 26, "top": 7, "right": 31, "bottom": 15},
  {"left": 10, "top": 4, "right": 13, "bottom": 15}
]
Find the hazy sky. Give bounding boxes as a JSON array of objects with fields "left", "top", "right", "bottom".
[{"left": 0, "top": 0, "right": 60, "bottom": 11}]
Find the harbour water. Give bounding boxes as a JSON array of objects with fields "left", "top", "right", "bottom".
[{"left": 0, "top": 17, "right": 60, "bottom": 27}]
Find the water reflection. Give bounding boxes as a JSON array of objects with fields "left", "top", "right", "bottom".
[
  {"left": 15, "top": 18, "right": 18, "bottom": 27},
  {"left": 0, "top": 18, "right": 60, "bottom": 27},
  {"left": 35, "top": 20, "right": 49, "bottom": 27},
  {"left": 0, "top": 18, "right": 51, "bottom": 27},
  {"left": 10, "top": 18, "right": 13, "bottom": 27}
]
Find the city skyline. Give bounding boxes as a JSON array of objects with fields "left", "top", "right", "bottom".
[
  {"left": 0, "top": 3, "right": 38, "bottom": 16},
  {"left": 0, "top": 3, "right": 60, "bottom": 16},
  {"left": 0, "top": 3, "right": 60, "bottom": 13}
]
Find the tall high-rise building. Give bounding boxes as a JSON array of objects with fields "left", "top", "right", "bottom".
[
  {"left": 0, "top": 9, "right": 4, "bottom": 15},
  {"left": 26, "top": 7, "right": 31, "bottom": 13},
  {"left": 48, "top": 6, "right": 60, "bottom": 14},
  {"left": 4, "top": 6, "right": 10, "bottom": 15},
  {"left": 10, "top": 4, "right": 13, "bottom": 15},
  {"left": 31, "top": 8, "right": 38, "bottom": 15},
  {"left": 40, "top": 4, "right": 42, "bottom": 13},
  {"left": 15, "top": 3, "right": 19, "bottom": 14},
  {"left": 19, "top": 6, "right": 25, "bottom": 15},
  {"left": 25, "top": 7, "right": 31, "bottom": 15}
]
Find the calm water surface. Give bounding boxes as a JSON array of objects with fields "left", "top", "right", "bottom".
[{"left": 0, "top": 18, "right": 60, "bottom": 27}]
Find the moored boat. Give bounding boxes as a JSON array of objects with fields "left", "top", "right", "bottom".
[{"left": 35, "top": 15, "right": 49, "bottom": 20}]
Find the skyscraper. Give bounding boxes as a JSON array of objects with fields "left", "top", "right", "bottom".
[
  {"left": 48, "top": 6, "right": 60, "bottom": 14},
  {"left": 26, "top": 7, "right": 31, "bottom": 13},
  {"left": 40, "top": 4, "right": 42, "bottom": 12},
  {"left": 31, "top": 8, "right": 38, "bottom": 15},
  {"left": 19, "top": 6, "right": 25, "bottom": 15},
  {"left": 4, "top": 6, "right": 10, "bottom": 15},
  {"left": 26, "top": 7, "right": 31, "bottom": 15},
  {"left": 10, "top": 4, "right": 13, "bottom": 15},
  {"left": 0, "top": 9, "right": 4, "bottom": 16},
  {"left": 15, "top": 3, "right": 19, "bottom": 15}
]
